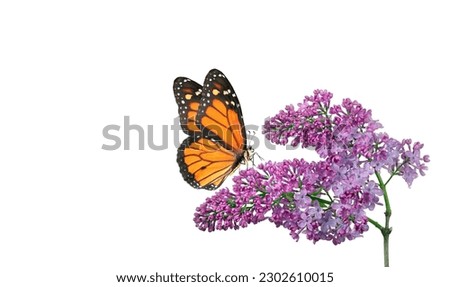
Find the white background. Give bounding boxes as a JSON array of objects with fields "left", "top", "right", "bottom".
[{"left": 1, "top": 1, "right": 448, "bottom": 286}]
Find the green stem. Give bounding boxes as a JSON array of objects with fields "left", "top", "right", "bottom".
[
  {"left": 367, "top": 217, "right": 383, "bottom": 231},
  {"left": 375, "top": 171, "right": 392, "bottom": 267},
  {"left": 385, "top": 160, "right": 408, "bottom": 186},
  {"left": 383, "top": 228, "right": 390, "bottom": 267}
]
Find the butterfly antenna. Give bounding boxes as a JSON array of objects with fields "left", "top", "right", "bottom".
[{"left": 255, "top": 151, "right": 264, "bottom": 163}]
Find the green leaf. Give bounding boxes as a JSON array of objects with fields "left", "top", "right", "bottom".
[
  {"left": 283, "top": 192, "right": 295, "bottom": 202},
  {"left": 226, "top": 198, "right": 236, "bottom": 208}
]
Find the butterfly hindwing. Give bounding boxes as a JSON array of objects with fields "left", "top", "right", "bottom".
[
  {"left": 197, "top": 69, "right": 247, "bottom": 153},
  {"left": 173, "top": 77, "right": 203, "bottom": 135},
  {"left": 177, "top": 135, "right": 239, "bottom": 190}
]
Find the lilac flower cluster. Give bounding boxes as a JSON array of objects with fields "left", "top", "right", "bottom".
[
  {"left": 194, "top": 160, "right": 310, "bottom": 232},
  {"left": 194, "top": 89, "right": 430, "bottom": 244}
]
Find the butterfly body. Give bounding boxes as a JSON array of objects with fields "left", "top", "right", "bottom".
[{"left": 173, "top": 69, "right": 252, "bottom": 190}]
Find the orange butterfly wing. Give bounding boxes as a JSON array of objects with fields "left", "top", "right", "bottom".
[
  {"left": 173, "top": 77, "right": 203, "bottom": 135},
  {"left": 198, "top": 69, "right": 247, "bottom": 153},
  {"left": 174, "top": 69, "right": 250, "bottom": 190},
  {"left": 177, "top": 136, "right": 240, "bottom": 190}
]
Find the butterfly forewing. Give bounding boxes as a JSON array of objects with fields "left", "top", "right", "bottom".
[
  {"left": 197, "top": 69, "right": 247, "bottom": 153},
  {"left": 173, "top": 77, "right": 203, "bottom": 135}
]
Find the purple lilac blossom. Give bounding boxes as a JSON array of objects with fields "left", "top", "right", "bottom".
[{"left": 194, "top": 89, "right": 429, "bottom": 244}]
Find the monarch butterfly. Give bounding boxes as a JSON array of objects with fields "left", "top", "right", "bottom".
[{"left": 173, "top": 69, "right": 253, "bottom": 190}]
